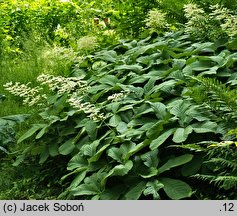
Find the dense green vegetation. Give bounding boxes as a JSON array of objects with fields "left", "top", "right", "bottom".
[{"left": 1, "top": 0, "right": 237, "bottom": 199}]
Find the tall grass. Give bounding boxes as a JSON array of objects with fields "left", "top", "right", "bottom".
[{"left": 0, "top": 34, "right": 76, "bottom": 117}]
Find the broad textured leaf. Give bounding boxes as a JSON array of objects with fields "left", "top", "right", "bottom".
[
  {"left": 149, "top": 102, "right": 167, "bottom": 120},
  {"left": 125, "top": 181, "right": 146, "bottom": 200},
  {"left": 144, "top": 78, "right": 156, "bottom": 94},
  {"left": 109, "top": 160, "right": 133, "bottom": 177},
  {"left": 146, "top": 121, "right": 163, "bottom": 139},
  {"left": 95, "top": 50, "right": 117, "bottom": 62},
  {"left": 107, "top": 147, "right": 123, "bottom": 163},
  {"left": 85, "top": 120, "right": 97, "bottom": 140},
  {"left": 67, "top": 154, "right": 88, "bottom": 171},
  {"left": 115, "top": 64, "right": 143, "bottom": 73},
  {"left": 150, "top": 129, "right": 175, "bottom": 150},
  {"left": 35, "top": 125, "right": 48, "bottom": 139},
  {"left": 172, "top": 126, "right": 193, "bottom": 143},
  {"left": 18, "top": 124, "right": 47, "bottom": 143},
  {"left": 141, "top": 149, "right": 159, "bottom": 168},
  {"left": 1, "top": 114, "right": 30, "bottom": 123},
  {"left": 192, "top": 121, "right": 217, "bottom": 133},
  {"left": 181, "top": 155, "right": 204, "bottom": 176},
  {"left": 159, "top": 177, "right": 192, "bottom": 199},
  {"left": 59, "top": 139, "right": 75, "bottom": 155},
  {"left": 158, "top": 154, "right": 193, "bottom": 174},
  {"left": 48, "top": 142, "right": 59, "bottom": 157},
  {"left": 143, "top": 180, "right": 164, "bottom": 199},
  {"left": 81, "top": 140, "right": 100, "bottom": 157},
  {"left": 99, "top": 75, "right": 119, "bottom": 87},
  {"left": 116, "top": 122, "right": 128, "bottom": 133},
  {"left": 69, "top": 171, "right": 87, "bottom": 189},
  {"left": 109, "top": 115, "right": 122, "bottom": 127},
  {"left": 39, "top": 145, "right": 49, "bottom": 164}
]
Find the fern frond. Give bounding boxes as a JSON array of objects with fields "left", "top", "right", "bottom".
[
  {"left": 192, "top": 174, "right": 237, "bottom": 190},
  {"left": 204, "top": 158, "right": 237, "bottom": 171},
  {"left": 187, "top": 76, "right": 237, "bottom": 127}
]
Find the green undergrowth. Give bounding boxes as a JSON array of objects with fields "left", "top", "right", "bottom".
[{"left": 3, "top": 30, "right": 237, "bottom": 199}]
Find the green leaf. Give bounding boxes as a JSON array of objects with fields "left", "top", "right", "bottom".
[
  {"left": 1, "top": 114, "right": 30, "bottom": 123},
  {"left": 116, "top": 122, "right": 128, "bottom": 133},
  {"left": 192, "top": 121, "right": 217, "bottom": 133},
  {"left": 108, "top": 115, "right": 122, "bottom": 127},
  {"left": 71, "top": 183, "right": 99, "bottom": 196},
  {"left": 109, "top": 160, "right": 133, "bottom": 177},
  {"left": 69, "top": 171, "right": 87, "bottom": 189},
  {"left": 181, "top": 155, "right": 204, "bottom": 177},
  {"left": 39, "top": 145, "right": 49, "bottom": 164},
  {"left": 172, "top": 126, "right": 193, "bottom": 143},
  {"left": 18, "top": 124, "right": 47, "bottom": 143},
  {"left": 146, "top": 121, "right": 163, "bottom": 139},
  {"left": 159, "top": 177, "right": 192, "bottom": 200},
  {"left": 143, "top": 180, "right": 164, "bottom": 199},
  {"left": 149, "top": 102, "right": 167, "bottom": 120},
  {"left": 48, "top": 142, "right": 59, "bottom": 157},
  {"left": 125, "top": 181, "right": 146, "bottom": 200},
  {"left": 144, "top": 78, "right": 156, "bottom": 94},
  {"left": 140, "top": 167, "right": 158, "bottom": 179},
  {"left": 59, "top": 139, "right": 75, "bottom": 155},
  {"left": 81, "top": 140, "right": 100, "bottom": 157},
  {"left": 35, "top": 125, "right": 48, "bottom": 139},
  {"left": 99, "top": 75, "right": 119, "bottom": 87},
  {"left": 141, "top": 149, "right": 159, "bottom": 168},
  {"left": 95, "top": 50, "right": 117, "bottom": 62},
  {"left": 72, "top": 171, "right": 106, "bottom": 196},
  {"left": 88, "top": 133, "right": 113, "bottom": 163},
  {"left": 100, "top": 185, "right": 126, "bottom": 200},
  {"left": 158, "top": 154, "right": 193, "bottom": 174},
  {"left": 127, "top": 139, "right": 150, "bottom": 158},
  {"left": 67, "top": 154, "right": 88, "bottom": 171},
  {"left": 115, "top": 64, "right": 143, "bottom": 73},
  {"left": 107, "top": 147, "right": 123, "bottom": 163},
  {"left": 150, "top": 129, "right": 175, "bottom": 150},
  {"left": 85, "top": 120, "right": 97, "bottom": 140}
]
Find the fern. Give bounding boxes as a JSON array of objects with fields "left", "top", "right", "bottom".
[
  {"left": 187, "top": 76, "right": 237, "bottom": 131},
  {"left": 204, "top": 158, "right": 237, "bottom": 171},
  {"left": 193, "top": 174, "right": 237, "bottom": 190}
]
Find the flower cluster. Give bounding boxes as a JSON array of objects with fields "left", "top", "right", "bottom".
[
  {"left": 77, "top": 36, "right": 98, "bottom": 52},
  {"left": 184, "top": 3, "right": 237, "bottom": 40},
  {"left": 209, "top": 4, "right": 237, "bottom": 37},
  {"left": 68, "top": 93, "right": 105, "bottom": 121},
  {"left": 3, "top": 82, "right": 46, "bottom": 106},
  {"left": 145, "top": 9, "right": 169, "bottom": 33},
  {"left": 107, "top": 91, "right": 128, "bottom": 102},
  {"left": 4, "top": 74, "right": 106, "bottom": 121},
  {"left": 184, "top": 3, "right": 205, "bottom": 19},
  {"left": 37, "top": 74, "right": 88, "bottom": 95},
  {"left": 184, "top": 4, "right": 208, "bottom": 39}
]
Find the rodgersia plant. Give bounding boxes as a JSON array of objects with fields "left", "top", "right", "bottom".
[
  {"left": 145, "top": 9, "right": 169, "bottom": 33},
  {"left": 183, "top": 3, "right": 237, "bottom": 41},
  {"left": 4, "top": 74, "right": 105, "bottom": 121},
  {"left": 77, "top": 36, "right": 98, "bottom": 54}
]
